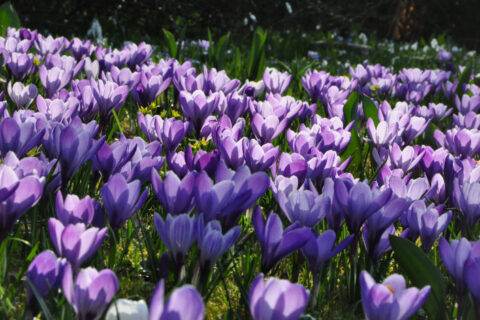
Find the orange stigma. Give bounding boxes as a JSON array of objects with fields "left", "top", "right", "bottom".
[{"left": 386, "top": 285, "right": 395, "bottom": 294}]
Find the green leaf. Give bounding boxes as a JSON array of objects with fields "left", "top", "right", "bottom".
[
  {"left": 362, "top": 94, "right": 379, "bottom": 125},
  {"left": 343, "top": 91, "right": 359, "bottom": 124},
  {"left": 0, "top": 2, "right": 20, "bottom": 37},
  {"left": 389, "top": 235, "right": 447, "bottom": 320},
  {"left": 214, "top": 33, "right": 229, "bottom": 68},
  {"left": 26, "top": 278, "right": 54, "bottom": 320},
  {"left": 162, "top": 29, "right": 177, "bottom": 59},
  {"left": 341, "top": 127, "right": 362, "bottom": 171}
]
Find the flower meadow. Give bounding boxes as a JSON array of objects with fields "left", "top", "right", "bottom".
[{"left": 0, "top": 25, "right": 479, "bottom": 320}]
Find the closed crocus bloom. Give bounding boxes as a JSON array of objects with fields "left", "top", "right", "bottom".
[
  {"left": 251, "top": 112, "right": 288, "bottom": 143},
  {"left": 249, "top": 273, "right": 309, "bottom": 320},
  {"left": 151, "top": 170, "right": 195, "bottom": 215},
  {"left": 360, "top": 271, "right": 430, "bottom": 320},
  {"left": 197, "top": 217, "right": 240, "bottom": 269},
  {"left": 105, "top": 299, "right": 148, "bottom": 320},
  {"left": 276, "top": 189, "right": 330, "bottom": 228},
  {"left": 388, "top": 143, "right": 425, "bottom": 172},
  {"left": 7, "top": 81, "right": 37, "bottom": 109},
  {"left": 253, "top": 207, "right": 311, "bottom": 273},
  {"left": 62, "top": 264, "right": 119, "bottom": 320},
  {"left": 194, "top": 171, "right": 234, "bottom": 221},
  {"left": 406, "top": 201, "right": 452, "bottom": 252},
  {"left": 223, "top": 91, "right": 249, "bottom": 122},
  {"left": 0, "top": 164, "right": 45, "bottom": 244},
  {"left": 302, "top": 230, "right": 353, "bottom": 276},
  {"left": 55, "top": 191, "right": 97, "bottom": 225},
  {"left": 26, "top": 250, "right": 66, "bottom": 307},
  {"left": 57, "top": 117, "right": 106, "bottom": 185},
  {"left": 464, "top": 244, "right": 480, "bottom": 310},
  {"left": 36, "top": 95, "right": 79, "bottom": 123},
  {"left": 154, "top": 213, "right": 197, "bottom": 266},
  {"left": 108, "top": 65, "right": 141, "bottom": 91},
  {"left": 48, "top": 218, "right": 107, "bottom": 270},
  {"left": 38, "top": 65, "right": 73, "bottom": 98},
  {"left": 453, "top": 179, "right": 480, "bottom": 226},
  {"left": 101, "top": 173, "right": 148, "bottom": 230},
  {"left": 93, "top": 140, "right": 136, "bottom": 181},
  {"left": 366, "top": 119, "right": 398, "bottom": 148},
  {"left": 455, "top": 94, "right": 480, "bottom": 115},
  {"left": 217, "top": 135, "right": 247, "bottom": 169},
  {"left": 149, "top": 279, "right": 205, "bottom": 320},
  {"left": 7, "top": 52, "right": 33, "bottom": 79},
  {"left": 179, "top": 90, "right": 219, "bottom": 134},
  {"left": 203, "top": 66, "right": 240, "bottom": 95},
  {"left": 132, "top": 72, "right": 171, "bottom": 106},
  {"left": 334, "top": 179, "right": 392, "bottom": 234},
  {"left": 90, "top": 78, "right": 129, "bottom": 121},
  {"left": 244, "top": 139, "right": 280, "bottom": 172},
  {"left": 154, "top": 116, "right": 189, "bottom": 152},
  {"left": 263, "top": 67, "right": 292, "bottom": 95},
  {"left": 0, "top": 116, "right": 45, "bottom": 158},
  {"left": 439, "top": 237, "right": 477, "bottom": 295},
  {"left": 273, "top": 153, "right": 308, "bottom": 182}
]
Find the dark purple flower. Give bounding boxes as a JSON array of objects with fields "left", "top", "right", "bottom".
[
  {"left": 179, "top": 90, "right": 219, "bottom": 134},
  {"left": 223, "top": 91, "right": 249, "bottom": 122},
  {"left": 334, "top": 179, "right": 392, "bottom": 234},
  {"left": 149, "top": 279, "right": 205, "bottom": 320},
  {"left": 154, "top": 213, "right": 197, "bottom": 266},
  {"left": 49, "top": 218, "right": 107, "bottom": 270},
  {"left": 194, "top": 171, "right": 234, "bottom": 222},
  {"left": 26, "top": 250, "right": 66, "bottom": 306},
  {"left": 453, "top": 179, "right": 480, "bottom": 226},
  {"left": 249, "top": 273, "right": 309, "bottom": 320},
  {"left": 151, "top": 170, "right": 196, "bottom": 215},
  {"left": 68, "top": 37, "right": 92, "bottom": 60},
  {"left": 253, "top": 207, "right": 311, "bottom": 273},
  {"left": 93, "top": 140, "right": 137, "bottom": 181},
  {"left": 101, "top": 173, "right": 148, "bottom": 230},
  {"left": 6, "top": 52, "right": 33, "bottom": 79},
  {"left": 217, "top": 136, "right": 247, "bottom": 169},
  {"left": 203, "top": 66, "right": 240, "bottom": 95},
  {"left": 197, "top": 217, "right": 240, "bottom": 269},
  {"left": 62, "top": 264, "right": 119, "bottom": 320},
  {"left": 89, "top": 78, "right": 129, "bottom": 123},
  {"left": 360, "top": 271, "right": 430, "bottom": 320},
  {"left": 0, "top": 116, "right": 45, "bottom": 158},
  {"left": 132, "top": 72, "right": 171, "bottom": 106}
]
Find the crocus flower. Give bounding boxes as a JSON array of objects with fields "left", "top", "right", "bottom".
[
  {"left": 360, "top": 271, "right": 430, "bottom": 320},
  {"left": 453, "top": 179, "right": 480, "bottom": 226},
  {"left": 276, "top": 189, "right": 330, "bottom": 228},
  {"left": 251, "top": 112, "right": 288, "bottom": 143},
  {"left": 7, "top": 81, "right": 37, "bottom": 109},
  {"left": 89, "top": 78, "right": 129, "bottom": 124},
  {"left": 249, "top": 273, "right": 309, "bottom": 320},
  {"left": 197, "top": 217, "right": 240, "bottom": 269},
  {"left": 151, "top": 170, "right": 196, "bottom": 215},
  {"left": 106, "top": 65, "right": 141, "bottom": 91},
  {"left": 0, "top": 116, "right": 45, "bottom": 158},
  {"left": 334, "top": 179, "right": 392, "bottom": 234},
  {"left": 217, "top": 135, "right": 247, "bottom": 169},
  {"left": 179, "top": 90, "right": 219, "bottom": 134},
  {"left": 154, "top": 116, "right": 189, "bottom": 152},
  {"left": 6, "top": 52, "right": 33, "bottom": 79},
  {"left": 464, "top": 244, "right": 480, "bottom": 311},
  {"left": 149, "top": 279, "right": 205, "bottom": 320},
  {"left": 244, "top": 139, "right": 280, "bottom": 173},
  {"left": 302, "top": 230, "right": 353, "bottom": 276},
  {"left": 455, "top": 94, "right": 480, "bottom": 115},
  {"left": 132, "top": 72, "right": 171, "bottom": 106},
  {"left": 38, "top": 65, "right": 73, "bottom": 98},
  {"left": 366, "top": 119, "right": 398, "bottom": 148},
  {"left": 253, "top": 208, "right": 311, "bottom": 273},
  {"left": 263, "top": 67, "right": 292, "bottom": 95},
  {"left": 93, "top": 140, "right": 136, "bottom": 181},
  {"left": 48, "top": 218, "right": 107, "bottom": 270},
  {"left": 203, "top": 66, "right": 240, "bottom": 94},
  {"left": 36, "top": 95, "right": 79, "bottom": 123},
  {"left": 439, "top": 237, "right": 478, "bottom": 296},
  {"left": 388, "top": 143, "right": 425, "bottom": 172},
  {"left": 62, "top": 264, "right": 119, "bottom": 320},
  {"left": 154, "top": 213, "right": 197, "bottom": 266},
  {"left": 194, "top": 171, "right": 234, "bottom": 221},
  {"left": 56, "top": 191, "right": 97, "bottom": 225},
  {"left": 101, "top": 173, "right": 148, "bottom": 230},
  {"left": 26, "top": 250, "right": 66, "bottom": 308}
]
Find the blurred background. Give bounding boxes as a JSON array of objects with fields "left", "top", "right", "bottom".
[{"left": 10, "top": 0, "right": 480, "bottom": 48}]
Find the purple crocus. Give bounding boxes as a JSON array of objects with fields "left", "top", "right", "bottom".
[
  {"left": 26, "top": 250, "right": 66, "bottom": 308},
  {"left": 132, "top": 72, "right": 171, "bottom": 106},
  {"left": 105, "top": 65, "right": 141, "bottom": 91},
  {"left": 194, "top": 171, "right": 234, "bottom": 222},
  {"left": 154, "top": 116, "right": 189, "bottom": 152},
  {"left": 7, "top": 81, "right": 37, "bottom": 109},
  {"left": 197, "top": 217, "right": 240, "bottom": 269},
  {"left": 89, "top": 78, "right": 129, "bottom": 125},
  {"left": 0, "top": 116, "right": 45, "bottom": 158},
  {"left": 149, "top": 279, "right": 205, "bottom": 320},
  {"left": 360, "top": 271, "right": 430, "bottom": 320},
  {"left": 276, "top": 189, "right": 330, "bottom": 228},
  {"left": 217, "top": 135, "right": 247, "bottom": 169},
  {"left": 48, "top": 218, "right": 107, "bottom": 270},
  {"left": 244, "top": 139, "right": 280, "bottom": 173},
  {"left": 179, "top": 90, "right": 219, "bottom": 134},
  {"left": 93, "top": 140, "right": 136, "bottom": 181},
  {"left": 366, "top": 119, "right": 398, "bottom": 148},
  {"left": 263, "top": 68, "right": 292, "bottom": 95},
  {"left": 56, "top": 191, "right": 98, "bottom": 226},
  {"left": 249, "top": 273, "right": 309, "bottom": 320},
  {"left": 6, "top": 52, "right": 33, "bottom": 79},
  {"left": 253, "top": 207, "right": 311, "bottom": 273},
  {"left": 154, "top": 213, "right": 197, "bottom": 266},
  {"left": 62, "top": 264, "right": 119, "bottom": 320},
  {"left": 101, "top": 173, "right": 148, "bottom": 230},
  {"left": 251, "top": 112, "right": 288, "bottom": 144},
  {"left": 334, "top": 179, "right": 392, "bottom": 234},
  {"left": 453, "top": 179, "right": 480, "bottom": 227},
  {"left": 151, "top": 170, "right": 196, "bottom": 215},
  {"left": 38, "top": 65, "right": 73, "bottom": 98}
]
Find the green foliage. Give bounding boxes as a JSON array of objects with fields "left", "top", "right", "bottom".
[{"left": 0, "top": 1, "right": 20, "bottom": 37}]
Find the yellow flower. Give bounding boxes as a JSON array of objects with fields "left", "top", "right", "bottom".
[
  {"left": 171, "top": 109, "right": 181, "bottom": 119},
  {"left": 139, "top": 106, "right": 150, "bottom": 115},
  {"left": 33, "top": 57, "right": 41, "bottom": 66}
]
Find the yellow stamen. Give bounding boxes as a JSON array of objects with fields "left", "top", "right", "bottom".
[{"left": 386, "top": 285, "right": 395, "bottom": 294}]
